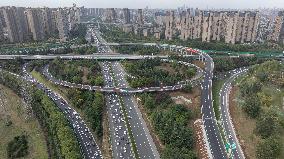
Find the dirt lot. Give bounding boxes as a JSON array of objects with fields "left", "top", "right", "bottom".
[
  {"left": 170, "top": 87, "right": 201, "bottom": 119},
  {"left": 193, "top": 60, "right": 205, "bottom": 70},
  {"left": 155, "top": 63, "right": 176, "bottom": 75},
  {"left": 229, "top": 86, "right": 260, "bottom": 159},
  {"left": 81, "top": 67, "right": 90, "bottom": 84}
]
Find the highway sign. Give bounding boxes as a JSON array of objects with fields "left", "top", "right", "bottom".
[
  {"left": 225, "top": 143, "right": 230, "bottom": 152},
  {"left": 231, "top": 143, "right": 236, "bottom": 150}
]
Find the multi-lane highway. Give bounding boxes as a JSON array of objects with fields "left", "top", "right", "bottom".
[
  {"left": 219, "top": 68, "right": 248, "bottom": 159},
  {"left": 21, "top": 64, "right": 103, "bottom": 159},
  {"left": 111, "top": 61, "right": 160, "bottom": 158},
  {"left": 93, "top": 27, "right": 160, "bottom": 159},
  {"left": 101, "top": 61, "right": 134, "bottom": 159},
  {"left": 93, "top": 26, "right": 139, "bottom": 159},
  {"left": 200, "top": 52, "right": 227, "bottom": 159}
]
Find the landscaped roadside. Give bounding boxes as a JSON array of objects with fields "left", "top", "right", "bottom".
[
  {"left": 0, "top": 84, "right": 48, "bottom": 159},
  {"left": 31, "top": 69, "right": 111, "bottom": 158},
  {"left": 228, "top": 60, "right": 284, "bottom": 159}
]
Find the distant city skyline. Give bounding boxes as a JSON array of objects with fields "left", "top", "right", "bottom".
[{"left": 0, "top": 0, "right": 284, "bottom": 9}]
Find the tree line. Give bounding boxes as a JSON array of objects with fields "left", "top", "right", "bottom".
[
  {"left": 100, "top": 24, "right": 284, "bottom": 53},
  {"left": 214, "top": 56, "right": 265, "bottom": 73}
]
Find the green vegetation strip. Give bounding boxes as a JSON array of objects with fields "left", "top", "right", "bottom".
[
  {"left": 212, "top": 78, "right": 228, "bottom": 146},
  {"left": 237, "top": 61, "right": 284, "bottom": 159},
  {"left": 212, "top": 79, "right": 225, "bottom": 121}
]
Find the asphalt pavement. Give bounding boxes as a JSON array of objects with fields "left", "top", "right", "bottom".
[
  {"left": 219, "top": 68, "right": 248, "bottom": 159},
  {"left": 200, "top": 52, "right": 227, "bottom": 159}
]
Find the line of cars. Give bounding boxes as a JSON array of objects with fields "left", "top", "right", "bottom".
[
  {"left": 101, "top": 60, "right": 134, "bottom": 159},
  {"left": 22, "top": 64, "right": 103, "bottom": 159},
  {"left": 110, "top": 61, "right": 159, "bottom": 159}
]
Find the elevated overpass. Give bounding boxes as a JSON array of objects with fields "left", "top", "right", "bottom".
[{"left": 0, "top": 54, "right": 198, "bottom": 60}]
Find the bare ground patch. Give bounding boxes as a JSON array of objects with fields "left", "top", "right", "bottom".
[
  {"left": 193, "top": 60, "right": 205, "bottom": 70},
  {"left": 102, "top": 108, "right": 112, "bottom": 159},
  {"left": 169, "top": 87, "right": 201, "bottom": 119}
]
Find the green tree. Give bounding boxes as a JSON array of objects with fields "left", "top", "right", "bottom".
[
  {"left": 256, "top": 136, "right": 282, "bottom": 159},
  {"left": 256, "top": 109, "right": 281, "bottom": 138},
  {"left": 186, "top": 68, "right": 196, "bottom": 78},
  {"left": 243, "top": 96, "right": 261, "bottom": 118},
  {"left": 182, "top": 84, "right": 193, "bottom": 93},
  {"left": 162, "top": 146, "right": 197, "bottom": 159},
  {"left": 7, "top": 135, "right": 29, "bottom": 158},
  {"left": 144, "top": 95, "right": 155, "bottom": 110},
  {"left": 94, "top": 76, "right": 104, "bottom": 86}
]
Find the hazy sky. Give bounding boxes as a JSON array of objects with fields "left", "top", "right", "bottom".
[{"left": 0, "top": 0, "right": 283, "bottom": 9}]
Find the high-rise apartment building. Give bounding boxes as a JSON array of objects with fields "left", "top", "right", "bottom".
[
  {"left": 41, "top": 7, "right": 54, "bottom": 36},
  {"left": 180, "top": 9, "right": 208, "bottom": 41},
  {"left": 105, "top": 8, "right": 116, "bottom": 23},
  {"left": 0, "top": 12, "right": 4, "bottom": 42},
  {"left": 68, "top": 4, "right": 81, "bottom": 31},
  {"left": 56, "top": 8, "right": 69, "bottom": 42},
  {"left": 235, "top": 11, "right": 260, "bottom": 43},
  {"left": 51, "top": 10, "right": 58, "bottom": 35},
  {"left": 201, "top": 11, "right": 213, "bottom": 42},
  {"left": 16, "top": 7, "right": 31, "bottom": 41},
  {"left": 137, "top": 9, "right": 144, "bottom": 25},
  {"left": 165, "top": 11, "right": 175, "bottom": 40},
  {"left": 0, "top": 5, "right": 83, "bottom": 43},
  {"left": 177, "top": 9, "right": 260, "bottom": 44},
  {"left": 1, "top": 7, "right": 23, "bottom": 43},
  {"left": 211, "top": 12, "right": 223, "bottom": 41},
  {"left": 123, "top": 8, "right": 130, "bottom": 24},
  {"left": 180, "top": 10, "right": 190, "bottom": 40},
  {"left": 25, "top": 8, "right": 45, "bottom": 41},
  {"left": 268, "top": 11, "right": 284, "bottom": 44},
  {"left": 224, "top": 11, "right": 239, "bottom": 44}
]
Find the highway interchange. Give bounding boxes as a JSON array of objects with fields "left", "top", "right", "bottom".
[
  {"left": 0, "top": 24, "right": 253, "bottom": 159},
  {"left": 0, "top": 53, "right": 196, "bottom": 60}
]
